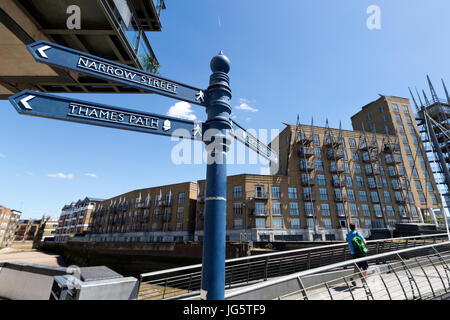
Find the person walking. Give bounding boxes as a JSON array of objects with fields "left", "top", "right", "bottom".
[{"left": 346, "top": 223, "right": 369, "bottom": 286}]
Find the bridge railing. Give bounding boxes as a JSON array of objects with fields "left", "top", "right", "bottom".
[
  {"left": 225, "top": 241, "right": 450, "bottom": 300},
  {"left": 138, "top": 234, "right": 449, "bottom": 300}
]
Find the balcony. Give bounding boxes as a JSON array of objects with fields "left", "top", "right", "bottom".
[
  {"left": 300, "top": 162, "right": 315, "bottom": 172},
  {"left": 297, "top": 134, "right": 312, "bottom": 145},
  {"left": 327, "top": 150, "right": 344, "bottom": 160},
  {"left": 366, "top": 168, "right": 381, "bottom": 176},
  {"left": 254, "top": 193, "right": 269, "bottom": 200},
  {"left": 303, "top": 194, "right": 316, "bottom": 201},
  {"left": 396, "top": 198, "right": 407, "bottom": 205},
  {"left": 383, "top": 144, "right": 400, "bottom": 154},
  {"left": 249, "top": 209, "right": 269, "bottom": 217},
  {"left": 298, "top": 147, "right": 314, "bottom": 158},
  {"left": 324, "top": 137, "right": 342, "bottom": 149},
  {"left": 332, "top": 180, "right": 345, "bottom": 188},
  {"left": 302, "top": 177, "right": 316, "bottom": 187},
  {"left": 329, "top": 165, "right": 345, "bottom": 174},
  {"left": 334, "top": 195, "right": 347, "bottom": 202},
  {"left": 157, "top": 199, "right": 173, "bottom": 207}
]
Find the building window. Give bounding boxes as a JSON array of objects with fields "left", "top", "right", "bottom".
[
  {"left": 233, "top": 219, "right": 243, "bottom": 230},
  {"left": 290, "top": 218, "right": 301, "bottom": 229},
  {"left": 305, "top": 203, "right": 314, "bottom": 216},
  {"left": 399, "top": 206, "right": 407, "bottom": 218},
  {"left": 430, "top": 194, "right": 438, "bottom": 205},
  {"left": 288, "top": 187, "right": 298, "bottom": 200},
  {"left": 365, "top": 219, "right": 372, "bottom": 229},
  {"left": 404, "top": 145, "right": 412, "bottom": 155},
  {"left": 359, "top": 191, "right": 368, "bottom": 202},
  {"left": 352, "top": 219, "right": 361, "bottom": 228},
  {"left": 272, "top": 202, "right": 282, "bottom": 216},
  {"left": 385, "top": 206, "right": 394, "bottom": 217},
  {"left": 380, "top": 106, "right": 385, "bottom": 113},
  {"left": 255, "top": 185, "right": 265, "bottom": 198},
  {"left": 323, "top": 218, "right": 332, "bottom": 229},
  {"left": 415, "top": 180, "right": 423, "bottom": 191},
  {"left": 313, "top": 134, "right": 320, "bottom": 146},
  {"left": 345, "top": 176, "right": 353, "bottom": 187},
  {"left": 347, "top": 189, "right": 356, "bottom": 202},
  {"left": 271, "top": 186, "right": 281, "bottom": 199},
  {"left": 392, "top": 104, "right": 399, "bottom": 112},
  {"left": 176, "top": 207, "right": 184, "bottom": 219},
  {"left": 255, "top": 218, "right": 266, "bottom": 229},
  {"left": 317, "top": 174, "right": 326, "bottom": 186},
  {"left": 374, "top": 205, "right": 382, "bottom": 217},
  {"left": 402, "top": 105, "right": 409, "bottom": 114},
  {"left": 176, "top": 222, "right": 184, "bottom": 231},
  {"left": 178, "top": 192, "right": 185, "bottom": 205},
  {"left": 356, "top": 176, "right": 365, "bottom": 188},
  {"left": 233, "top": 186, "right": 243, "bottom": 199},
  {"left": 233, "top": 203, "right": 242, "bottom": 216},
  {"left": 370, "top": 192, "right": 379, "bottom": 203},
  {"left": 319, "top": 188, "right": 328, "bottom": 201},
  {"left": 410, "top": 206, "right": 418, "bottom": 217},
  {"left": 273, "top": 218, "right": 283, "bottom": 229},
  {"left": 306, "top": 218, "right": 315, "bottom": 229},
  {"left": 384, "top": 191, "right": 391, "bottom": 203},
  {"left": 395, "top": 114, "right": 402, "bottom": 123},
  {"left": 315, "top": 160, "right": 324, "bottom": 172},
  {"left": 362, "top": 204, "right": 371, "bottom": 216},
  {"left": 349, "top": 138, "right": 357, "bottom": 148},
  {"left": 255, "top": 202, "right": 266, "bottom": 216},
  {"left": 367, "top": 114, "right": 372, "bottom": 120},
  {"left": 314, "top": 147, "right": 322, "bottom": 158},
  {"left": 398, "top": 124, "right": 405, "bottom": 133},
  {"left": 349, "top": 204, "right": 359, "bottom": 217},
  {"left": 426, "top": 181, "right": 434, "bottom": 192},
  {"left": 418, "top": 192, "right": 426, "bottom": 204},
  {"left": 321, "top": 204, "right": 330, "bottom": 216},
  {"left": 354, "top": 163, "right": 362, "bottom": 174},
  {"left": 336, "top": 203, "right": 346, "bottom": 217},
  {"left": 289, "top": 203, "right": 299, "bottom": 216}
]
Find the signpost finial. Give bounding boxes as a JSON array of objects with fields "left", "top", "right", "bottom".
[{"left": 210, "top": 51, "right": 230, "bottom": 74}]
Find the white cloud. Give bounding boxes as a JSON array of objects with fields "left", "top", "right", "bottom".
[
  {"left": 236, "top": 98, "right": 258, "bottom": 113},
  {"left": 0, "top": 153, "right": 5, "bottom": 158},
  {"left": 85, "top": 173, "right": 97, "bottom": 178},
  {"left": 167, "top": 102, "right": 197, "bottom": 121},
  {"left": 48, "top": 173, "right": 74, "bottom": 180}
]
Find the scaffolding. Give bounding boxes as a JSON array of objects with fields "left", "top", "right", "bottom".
[{"left": 411, "top": 76, "right": 450, "bottom": 230}]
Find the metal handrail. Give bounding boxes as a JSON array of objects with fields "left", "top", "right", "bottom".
[
  {"left": 138, "top": 233, "right": 448, "bottom": 300},
  {"left": 224, "top": 241, "right": 450, "bottom": 300}
]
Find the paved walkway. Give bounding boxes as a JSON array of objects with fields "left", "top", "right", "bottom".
[
  {"left": 282, "top": 262, "right": 450, "bottom": 300},
  {"left": 0, "top": 248, "right": 65, "bottom": 267}
]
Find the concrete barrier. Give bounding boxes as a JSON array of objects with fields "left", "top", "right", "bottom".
[{"left": 0, "top": 263, "right": 68, "bottom": 300}]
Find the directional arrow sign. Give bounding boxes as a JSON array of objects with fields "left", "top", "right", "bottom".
[
  {"left": 27, "top": 41, "right": 207, "bottom": 107},
  {"left": 229, "top": 120, "right": 278, "bottom": 163},
  {"left": 9, "top": 90, "right": 205, "bottom": 141}
]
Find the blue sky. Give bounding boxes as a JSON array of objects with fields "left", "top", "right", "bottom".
[{"left": 1, "top": 0, "right": 450, "bottom": 218}]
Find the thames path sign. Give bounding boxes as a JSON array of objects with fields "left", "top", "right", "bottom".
[
  {"left": 28, "top": 41, "right": 208, "bottom": 107},
  {"left": 12, "top": 41, "right": 278, "bottom": 300},
  {"left": 9, "top": 90, "right": 205, "bottom": 141}
]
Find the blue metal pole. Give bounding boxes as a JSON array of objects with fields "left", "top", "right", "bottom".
[{"left": 201, "top": 52, "right": 232, "bottom": 300}]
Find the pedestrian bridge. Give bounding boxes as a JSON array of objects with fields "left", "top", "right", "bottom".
[{"left": 137, "top": 234, "right": 450, "bottom": 300}]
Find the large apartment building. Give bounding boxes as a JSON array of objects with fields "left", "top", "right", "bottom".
[
  {"left": 60, "top": 94, "right": 445, "bottom": 243},
  {"left": 0, "top": 206, "right": 21, "bottom": 247},
  {"left": 55, "top": 197, "right": 103, "bottom": 242},
  {"left": 86, "top": 182, "right": 198, "bottom": 243}
]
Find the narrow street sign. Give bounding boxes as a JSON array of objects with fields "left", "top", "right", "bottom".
[
  {"left": 9, "top": 90, "right": 204, "bottom": 141},
  {"left": 27, "top": 41, "right": 208, "bottom": 107},
  {"left": 230, "top": 120, "right": 278, "bottom": 163}
]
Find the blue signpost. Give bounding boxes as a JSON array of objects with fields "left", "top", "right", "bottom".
[
  {"left": 8, "top": 90, "right": 204, "bottom": 141},
  {"left": 11, "top": 41, "right": 278, "bottom": 300}
]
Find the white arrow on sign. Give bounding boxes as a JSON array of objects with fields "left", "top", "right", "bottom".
[
  {"left": 37, "top": 45, "right": 51, "bottom": 59},
  {"left": 20, "top": 95, "right": 35, "bottom": 110}
]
